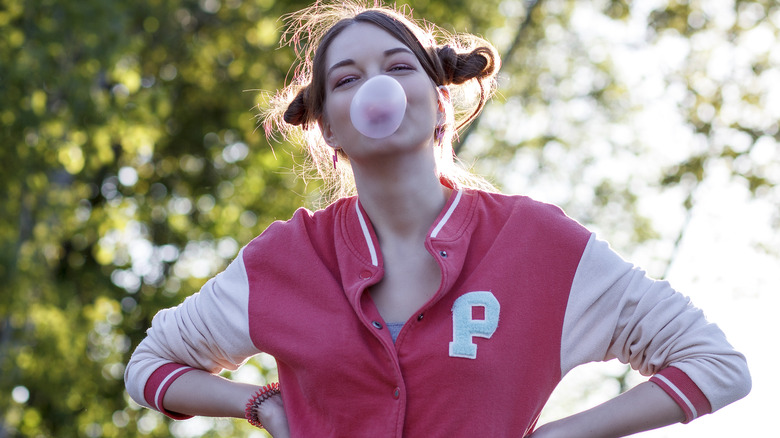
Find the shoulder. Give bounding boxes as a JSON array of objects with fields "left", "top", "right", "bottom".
[
  {"left": 477, "top": 189, "right": 564, "bottom": 213},
  {"left": 242, "top": 197, "right": 354, "bottom": 258},
  {"left": 471, "top": 189, "right": 590, "bottom": 238}
]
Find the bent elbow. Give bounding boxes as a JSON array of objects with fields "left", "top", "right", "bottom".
[
  {"left": 732, "top": 355, "right": 752, "bottom": 402},
  {"left": 123, "top": 347, "right": 154, "bottom": 409},
  {"left": 709, "top": 351, "right": 752, "bottom": 412}
]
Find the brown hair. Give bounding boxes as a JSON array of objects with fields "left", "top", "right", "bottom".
[{"left": 263, "top": 1, "right": 501, "bottom": 203}]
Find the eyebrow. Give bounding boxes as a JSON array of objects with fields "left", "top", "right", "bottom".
[{"left": 326, "top": 47, "right": 415, "bottom": 78}]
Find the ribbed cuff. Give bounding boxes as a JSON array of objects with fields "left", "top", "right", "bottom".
[
  {"left": 143, "top": 363, "right": 196, "bottom": 420},
  {"left": 650, "top": 366, "right": 712, "bottom": 423}
]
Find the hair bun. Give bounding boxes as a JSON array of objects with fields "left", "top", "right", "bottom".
[
  {"left": 283, "top": 86, "right": 310, "bottom": 127},
  {"left": 436, "top": 44, "right": 498, "bottom": 85}
]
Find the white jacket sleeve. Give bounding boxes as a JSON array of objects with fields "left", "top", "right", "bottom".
[
  {"left": 124, "top": 247, "right": 259, "bottom": 413},
  {"left": 560, "top": 234, "right": 750, "bottom": 421}
]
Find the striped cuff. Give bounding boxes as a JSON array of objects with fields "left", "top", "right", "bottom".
[
  {"left": 650, "top": 367, "right": 712, "bottom": 423},
  {"left": 143, "top": 363, "right": 196, "bottom": 420}
]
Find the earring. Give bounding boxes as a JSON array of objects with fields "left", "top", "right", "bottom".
[
  {"left": 332, "top": 148, "right": 340, "bottom": 169},
  {"left": 434, "top": 125, "right": 445, "bottom": 147}
]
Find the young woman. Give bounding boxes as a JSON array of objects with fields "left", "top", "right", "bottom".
[{"left": 124, "top": 2, "right": 750, "bottom": 437}]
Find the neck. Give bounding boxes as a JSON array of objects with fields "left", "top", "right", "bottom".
[{"left": 351, "top": 149, "right": 451, "bottom": 243}]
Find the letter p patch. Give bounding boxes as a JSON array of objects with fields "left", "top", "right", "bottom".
[{"left": 448, "top": 291, "right": 500, "bottom": 359}]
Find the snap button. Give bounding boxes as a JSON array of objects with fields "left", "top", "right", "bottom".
[
  {"left": 417, "top": 313, "right": 424, "bottom": 321},
  {"left": 439, "top": 250, "right": 448, "bottom": 258},
  {"left": 393, "top": 387, "right": 400, "bottom": 399},
  {"left": 372, "top": 321, "right": 383, "bottom": 329},
  {"left": 359, "top": 270, "right": 372, "bottom": 279}
]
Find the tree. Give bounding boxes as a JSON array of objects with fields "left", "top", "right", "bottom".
[
  {"left": 2, "top": 0, "right": 312, "bottom": 436},
  {"left": 461, "top": 0, "right": 779, "bottom": 262}
]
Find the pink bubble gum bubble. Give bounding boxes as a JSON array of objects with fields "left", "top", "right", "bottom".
[{"left": 350, "top": 75, "right": 407, "bottom": 139}]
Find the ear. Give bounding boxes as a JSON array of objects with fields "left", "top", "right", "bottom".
[
  {"left": 318, "top": 117, "right": 339, "bottom": 148},
  {"left": 437, "top": 85, "right": 451, "bottom": 105},
  {"left": 436, "top": 85, "right": 451, "bottom": 125}
]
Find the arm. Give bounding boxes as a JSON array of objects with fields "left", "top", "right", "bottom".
[
  {"left": 556, "top": 235, "right": 750, "bottom": 426},
  {"left": 529, "top": 382, "right": 684, "bottom": 438},
  {"left": 124, "top": 247, "right": 290, "bottom": 434},
  {"left": 162, "top": 369, "right": 255, "bottom": 418},
  {"left": 163, "top": 370, "right": 290, "bottom": 437}
]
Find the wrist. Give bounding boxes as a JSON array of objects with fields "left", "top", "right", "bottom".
[
  {"left": 531, "top": 382, "right": 685, "bottom": 438},
  {"left": 244, "top": 382, "right": 281, "bottom": 429}
]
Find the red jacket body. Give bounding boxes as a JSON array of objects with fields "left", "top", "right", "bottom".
[{"left": 125, "top": 189, "right": 750, "bottom": 437}]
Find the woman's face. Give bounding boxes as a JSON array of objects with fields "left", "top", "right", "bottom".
[{"left": 319, "top": 22, "right": 440, "bottom": 162}]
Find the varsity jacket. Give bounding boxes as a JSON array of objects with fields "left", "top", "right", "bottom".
[{"left": 124, "top": 189, "right": 751, "bottom": 437}]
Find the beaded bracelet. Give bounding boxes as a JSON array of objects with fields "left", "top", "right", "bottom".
[{"left": 244, "top": 382, "right": 281, "bottom": 429}]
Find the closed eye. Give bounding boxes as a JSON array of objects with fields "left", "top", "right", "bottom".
[
  {"left": 389, "top": 63, "right": 414, "bottom": 72},
  {"left": 332, "top": 63, "right": 415, "bottom": 89},
  {"left": 334, "top": 75, "right": 358, "bottom": 88}
]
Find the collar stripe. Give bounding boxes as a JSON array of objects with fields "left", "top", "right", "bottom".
[
  {"left": 430, "top": 190, "right": 462, "bottom": 238},
  {"left": 355, "top": 201, "right": 379, "bottom": 266}
]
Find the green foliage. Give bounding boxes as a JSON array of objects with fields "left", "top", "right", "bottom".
[
  {"left": 649, "top": 0, "right": 780, "bottom": 197},
  {"left": 1, "top": 0, "right": 777, "bottom": 436},
  {"left": 1, "top": 0, "right": 312, "bottom": 436},
  {"left": 458, "top": 0, "right": 779, "bottom": 253}
]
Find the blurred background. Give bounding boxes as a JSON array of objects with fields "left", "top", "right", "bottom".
[{"left": 1, "top": 0, "right": 777, "bottom": 436}]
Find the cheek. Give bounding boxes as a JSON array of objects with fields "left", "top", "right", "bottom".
[
  {"left": 324, "top": 94, "right": 349, "bottom": 120},
  {"left": 405, "top": 85, "right": 439, "bottom": 123},
  {"left": 323, "top": 93, "right": 364, "bottom": 146},
  {"left": 323, "top": 94, "right": 354, "bottom": 133}
]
